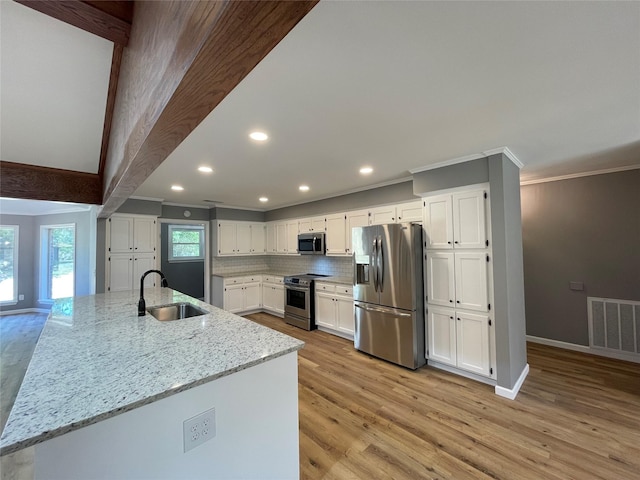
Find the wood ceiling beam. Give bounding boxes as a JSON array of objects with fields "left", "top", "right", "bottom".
[
  {"left": 0, "top": 162, "right": 102, "bottom": 205},
  {"left": 98, "top": 44, "right": 124, "bottom": 184},
  {"left": 16, "top": 0, "right": 132, "bottom": 46},
  {"left": 99, "top": 0, "right": 318, "bottom": 218}
]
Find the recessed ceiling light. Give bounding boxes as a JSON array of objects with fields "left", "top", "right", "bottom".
[
  {"left": 259, "top": 197, "right": 269, "bottom": 203},
  {"left": 299, "top": 185, "right": 310, "bottom": 192},
  {"left": 359, "top": 166, "right": 373, "bottom": 175},
  {"left": 171, "top": 185, "right": 184, "bottom": 191},
  {"left": 198, "top": 166, "right": 213, "bottom": 173},
  {"left": 249, "top": 131, "right": 268, "bottom": 141}
]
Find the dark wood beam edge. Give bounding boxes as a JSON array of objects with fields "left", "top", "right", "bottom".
[
  {"left": 0, "top": 162, "right": 102, "bottom": 205},
  {"left": 16, "top": 0, "right": 131, "bottom": 45},
  {"left": 98, "top": 44, "right": 124, "bottom": 187},
  {"left": 100, "top": 0, "right": 319, "bottom": 217}
]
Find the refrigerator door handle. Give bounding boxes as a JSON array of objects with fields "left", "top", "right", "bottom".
[
  {"left": 355, "top": 303, "right": 413, "bottom": 317},
  {"left": 372, "top": 237, "right": 379, "bottom": 292},
  {"left": 377, "top": 235, "right": 384, "bottom": 293}
]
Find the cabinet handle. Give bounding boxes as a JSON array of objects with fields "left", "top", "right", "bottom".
[
  {"left": 454, "top": 241, "right": 459, "bottom": 244},
  {"left": 450, "top": 316, "right": 453, "bottom": 319},
  {"left": 456, "top": 300, "right": 460, "bottom": 304},
  {"left": 457, "top": 317, "right": 460, "bottom": 321},
  {"left": 447, "top": 241, "right": 451, "bottom": 245},
  {"left": 449, "top": 299, "right": 453, "bottom": 303}
]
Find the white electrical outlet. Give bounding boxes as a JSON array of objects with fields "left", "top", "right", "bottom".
[
  {"left": 18, "top": 294, "right": 24, "bottom": 301},
  {"left": 183, "top": 407, "right": 216, "bottom": 452}
]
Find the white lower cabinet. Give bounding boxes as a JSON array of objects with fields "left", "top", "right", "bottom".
[
  {"left": 315, "top": 283, "right": 354, "bottom": 338},
  {"left": 262, "top": 276, "right": 284, "bottom": 317},
  {"left": 212, "top": 276, "right": 263, "bottom": 314},
  {"left": 427, "top": 306, "right": 492, "bottom": 378}
]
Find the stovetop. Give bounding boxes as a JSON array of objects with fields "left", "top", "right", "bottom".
[{"left": 284, "top": 273, "right": 329, "bottom": 287}]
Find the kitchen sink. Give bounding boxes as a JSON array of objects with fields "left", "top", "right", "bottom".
[{"left": 147, "top": 302, "right": 209, "bottom": 321}]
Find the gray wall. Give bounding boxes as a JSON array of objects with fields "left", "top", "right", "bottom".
[
  {"left": 161, "top": 205, "right": 210, "bottom": 221},
  {"left": 521, "top": 169, "right": 640, "bottom": 345},
  {"left": 212, "top": 207, "right": 265, "bottom": 222},
  {"left": 160, "top": 223, "right": 205, "bottom": 299},
  {"left": 413, "top": 154, "right": 527, "bottom": 390},
  {"left": 266, "top": 181, "right": 416, "bottom": 221},
  {"left": 114, "top": 198, "right": 162, "bottom": 216},
  {"left": 0, "top": 211, "right": 95, "bottom": 311},
  {"left": 0, "top": 214, "right": 36, "bottom": 312}
]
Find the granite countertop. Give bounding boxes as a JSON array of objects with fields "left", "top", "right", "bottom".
[
  {"left": 212, "top": 272, "right": 352, "bottom": 285},
  {"left": 0, "top": 289, "right": 304, "bottom": 456},
  {"left": 317, "top": 276, "right": 353, "bottom": 286}
]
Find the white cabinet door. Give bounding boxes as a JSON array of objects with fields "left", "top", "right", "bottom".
[
  {"left": 315, "top": 292, "right": 336, "bottom": 329},
  {"left": 456, "top": 311, "right": 491, "bottom": 376},
  {"left": 396, "top": 201, "right": 422, "bottom": 223},
  {"left": 286, "top": 220, "right": 299, "bottom": 254},
  {"left": 427, "top": 306, "right": 456, "bottom": 366},
  {"left": 109, "top": 217, "right": 134, "bottom": 253},
  {"left": 326, "top": 213, "right": 347, "bottom": 255},
  {"left": 108, "top": 255, "right": 133, "bottom": 292},
  {"left": 335, "top": 295, "right": 354, "bottom": 335},
  {"left": 266, "top": 223, "right": 277, "bottom": 254},
  {"left": 454, "top": 252, "right": 488, "bottom": 312},
  {"left": 244, "top": 282, "right": 262, "bottom": 310},
  {"left": 225, "top": 284, "right": 244, "bottom": 313},
  {"left": 346, "top": 209, "right": 369, "bottom": 254},
  {"left": 133, "top": 217, "right": 156, "bottom": 253},
  {"left": 262, "top": 284, "right": 274, "bottom": 311},
  {"left": 424, "top": 195, "right": 453, "bottom": 249},
  {"left": 235, "top": 223, "right": 251, "bottom": 255},
  {"left": 134, "top": 253, "right": 157, "bottom": 288},
  {"left": 369, "top": 205, "right": 396, "bottom": 225},
  {"left": 310, "top": 216, "right": 326, "bottom": 232},
  {"left": 298, "top": 218, "right": 312, "bottom": 233},
  {"left": 276, "top": 223, "right": 287, "bottom": 253},
  {"left": 250, "top": 224, "right": 265, "bottom": 254},
  {"left": 217, "top": 222, "right": 237, "bottom": 255},
  {"left": 273, "top": 284, "right": 285, "bottom": 314},
  {"left": 452, "top": 190, "right": 486, "bottom": 249},
  {"left": 426, "top": 252, "right": 455, "bottom": 307}
]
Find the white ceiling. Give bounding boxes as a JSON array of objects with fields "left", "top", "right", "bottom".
[
  {"left": 0, "top": 197, "right": 92, "bottom": 216},
  {"left": 2, "top": 1, "right": 638, "bottom": 212},
  {"left": 0, "top": 0, "right": 112, "bottom": 173}
]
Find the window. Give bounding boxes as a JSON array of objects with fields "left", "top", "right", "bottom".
[
  {"left": 40, "top": 225, "right": 75, "bottom": 301},
  {"left": 0, "top": 225, "right": 18, "bottom": 304},
  {"left": 168, "top": 225, "right": 205, "bottom": 262}
]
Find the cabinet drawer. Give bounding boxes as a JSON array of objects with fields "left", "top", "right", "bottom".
[
  {"left": 224, "top": 277, "right": 246, "bottom": 286},
  {"left": 245, "top": 275, "right": 261, "bottom": 283},
  {"left": 316, "top": 283, "right": 335, "bottom": 293},
  {"left": 336, "top": 285, "right": 353, "bottom": 296}
]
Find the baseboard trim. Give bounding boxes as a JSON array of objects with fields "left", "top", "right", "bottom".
[
  {"left": 527, "top": 335, "right": 640, "bottom": 364},
  {"left": 427, "top": 360, "right": 496, "bottom": 387},
  {"left": 495, "top": 363, "right": 529, "bottom": 400},
  {"left": 0, "top": 308, "right": 50, "bottom": 316}
]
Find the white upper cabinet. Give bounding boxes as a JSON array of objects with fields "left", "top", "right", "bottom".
[
  {"left": 396, "top": 200, "right": 423, "bottom": 223},
  {"left": 285, "top": 220, "right": 299, "bottom": 254},
  {"left": 214, "top": 221, "right": 266, "bottom": 257},
  {"left": 346, "top": 209, "right": 369, "bottom": 254},
  {"left": 452, "top": 190, "right": 487, "bottom": 249},
  {"left": 325, "top": 213, "right": 347, "bottom": 255},
  {"left": 109, "top": 216, "right": 134, "bottom": 253},
  {"left": 423, "top": 195, "right": 454, "bottom": 249},
  {"left": 109, "top": 215, "right": 156, "bottom": 254},
  {"left": 299, "top": 216, "right": 325, "bottom": 233},
  {"left": 266, "top": 222, "right": 277, "bottom": 254},
  {"left": 424, "top": 190, "right": 487, "bottom": 249},
  {"left": 368, "top": 205, "right": 396, "bottom": 225}
]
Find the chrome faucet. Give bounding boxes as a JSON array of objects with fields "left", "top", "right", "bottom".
[{"left": 138, "top": 270, "right": 169, "bottom": 316}]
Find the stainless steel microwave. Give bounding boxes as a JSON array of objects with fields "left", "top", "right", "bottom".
[{"left": 297, "top": 232, "right": 325, "bottom": 255}]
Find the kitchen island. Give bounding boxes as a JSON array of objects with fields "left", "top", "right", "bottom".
[{"left": 0, "top": 288, "right": 304, "bottom": 479}]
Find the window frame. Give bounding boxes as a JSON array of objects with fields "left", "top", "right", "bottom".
[
  {"left": 168, "top": 224, "right": 205, "bottom": 262},
  {"left": 39, "top": 223, "right": 76, "bottom": 304},
  {"left": 0, "top": 225, "right": 19, "bottom": 305}
]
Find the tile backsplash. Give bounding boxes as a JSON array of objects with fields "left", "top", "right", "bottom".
[{"left": 211, "top": 255, "right": 352, "bottom": 277}]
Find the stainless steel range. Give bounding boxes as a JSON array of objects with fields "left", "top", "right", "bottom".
[{"left": 284, "top": 273, "right": 328, "bottom": 330}]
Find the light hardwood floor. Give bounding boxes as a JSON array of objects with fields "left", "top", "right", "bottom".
[
  {"left": 246, "top": 312, "right": 640, "bottom": 480},
  {"left": 1, "top": 311, "right": 638, "bottom": 479}
]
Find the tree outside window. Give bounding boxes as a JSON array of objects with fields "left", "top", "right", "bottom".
[
  {"left": 41, "top": 225, "right": 75, "bottom": 301},
  {"left": 169, "top": 225, "right": 204, "bottom": 261}
]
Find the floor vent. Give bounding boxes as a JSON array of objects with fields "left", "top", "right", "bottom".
[{"left": 588, "top": 297, "right": 640, "bottom": 359}]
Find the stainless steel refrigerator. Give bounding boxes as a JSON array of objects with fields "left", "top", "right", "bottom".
[{"left": 352, "top": 223, "right": 425, "bottom": 369}]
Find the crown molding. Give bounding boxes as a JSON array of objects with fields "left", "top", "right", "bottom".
[
  {"left": 520, "top": 164, "right": 640, "bottom": 186},
  {"left": 128, "top": 195, "right": 164, "bottom": 203},
  {"left": 482, "top": 146, "right": 524, "bottom": 168}
]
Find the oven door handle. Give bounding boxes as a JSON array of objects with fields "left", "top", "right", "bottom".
[{"left": 285, "top": 285, "right": 309, "bottom": 293}]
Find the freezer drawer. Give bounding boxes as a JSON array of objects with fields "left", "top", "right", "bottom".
[{"left": 354, "top": 302, "right": 425, "bottom": 369}]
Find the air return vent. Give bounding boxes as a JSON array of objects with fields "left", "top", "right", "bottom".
[{"left": 588, "top": 297, "right": 640, "bottom": 360}]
